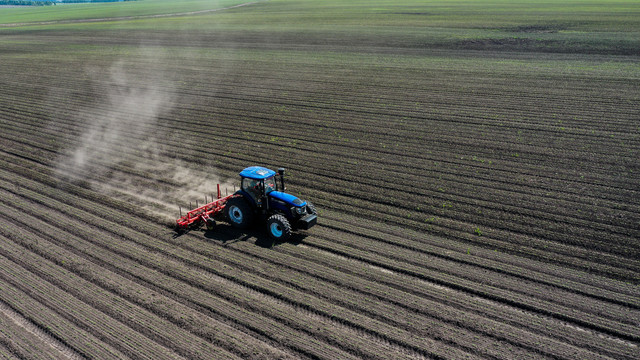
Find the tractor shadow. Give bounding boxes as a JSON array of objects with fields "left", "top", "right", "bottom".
[{"left": 198, "top": 223, "right": 308, "bottom": 248}]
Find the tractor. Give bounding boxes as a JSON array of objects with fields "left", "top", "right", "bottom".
[
  {"left": 226, "top": 166, "right": 317, "bottom": 241},
  {"left": 176, "top": 166, "right": 317, "bottom": 241}
]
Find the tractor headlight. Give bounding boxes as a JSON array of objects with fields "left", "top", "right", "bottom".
[{"left": 295, "top": 206, "right": 306, "bottom": 215}]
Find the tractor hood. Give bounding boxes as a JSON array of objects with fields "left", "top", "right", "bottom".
[{"left": 269, "top": 191, "right": 306, "bottom": 207}]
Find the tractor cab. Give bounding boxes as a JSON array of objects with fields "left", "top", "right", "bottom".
[
  {"left": 238, "top": 166, "right": 280, "bottom": 206},
  {"left": 238, "top": 166, "right": 307, "bottom": 212},
  {"left": 226, "top": 166, "right": 317, "bottom": 241}
]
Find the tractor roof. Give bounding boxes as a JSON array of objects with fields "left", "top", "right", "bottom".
[{"left": 239, "top": 166, "right": 276, "bottom": 180}]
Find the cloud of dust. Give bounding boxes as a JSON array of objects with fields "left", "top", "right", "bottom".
[
  {"left": 92, "top": 159, "right": 235, "bottom": 225},
  {"left": 54, "top": 47, "right": 233, "bottom": 224},
  {"left": 56, "top": 48, "right": 173, "bottom": 178}
]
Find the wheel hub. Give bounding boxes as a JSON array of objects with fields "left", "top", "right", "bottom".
[
  {"left": 229, "top": 205, "right": 243, "bottom": 223},
  {"left": 270, "top": 223, "right": 283, "bottom": 237}
]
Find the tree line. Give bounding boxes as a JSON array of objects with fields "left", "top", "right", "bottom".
[{"left": 0, "top": 0, "right": 55, "bottom": 5}]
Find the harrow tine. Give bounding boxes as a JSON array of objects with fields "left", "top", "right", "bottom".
[{"left": 179, "top": 206, "right": 182, "bottom": 217}]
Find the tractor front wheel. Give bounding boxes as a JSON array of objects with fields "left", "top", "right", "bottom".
[
  {"left": 225, "top": 197, "right": 253, "bottom": 228},
  {"left": 266, "top": 214, "right": 292, "bottom": 241}
]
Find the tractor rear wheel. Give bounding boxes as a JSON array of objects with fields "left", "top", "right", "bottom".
[
  {"left": 225, "top": 197, "right": 253, "bottom": 228},
  {"left": 266, "top": 214, "right": 292, "bottom": 241}
]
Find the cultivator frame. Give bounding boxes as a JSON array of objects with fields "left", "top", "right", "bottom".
[{"left": 176, "top": 184, "right": 233, "bottom": 231}]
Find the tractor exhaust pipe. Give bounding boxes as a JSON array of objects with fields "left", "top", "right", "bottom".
[{"left": 278, "top": 168, "right": 285, "bottom": 191}]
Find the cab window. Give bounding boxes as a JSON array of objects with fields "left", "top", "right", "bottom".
[
  {"left": 264, "top": 176, "right": 276, "bottom": 193},
  {"left": 242, "top": 178, "right": 261, "bottom": 200}
]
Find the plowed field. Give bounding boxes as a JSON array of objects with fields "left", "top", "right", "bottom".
[{"left": 1, "top": 0, "right": 639, "bottom": 358}]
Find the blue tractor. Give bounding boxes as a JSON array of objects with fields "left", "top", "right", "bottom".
[{"left": 225, "top": 166, "right": 317, "bottom": 241}]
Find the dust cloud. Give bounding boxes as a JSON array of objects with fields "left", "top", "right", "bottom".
[
  {"left": 54, "top": 48, "right": 231, "bottom": 223},
  {"left": 55, "top": 48, "right": 172, "bottom": 176}
]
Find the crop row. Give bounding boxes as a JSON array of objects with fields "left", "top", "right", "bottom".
[
  {"left": 215, "top": 221, "right": 638, "bottom": 359},
  {"left": 0, "top": 190, "right": 460, "bottom": 357},
  {"left": 319, "top": 211, "right": 639, "bottom": 305},
  {"left": 3, "top": 54, "right": 637, "bottom": 158},
  {"left": 0, "top": 195, "right": 363, "bottom": 359},
  {"left": 7, "top": 52, "right": 635, "bottom": 141},
  {"left": 0, "top": 186, "right": 600, "bottom": 356},
  {"left": 3, "top": 105, "right": 636, "bottom": 246},
  {"left": 3, "top": 120, "right": 638, "bottom": 284},
  {"left": 307, "top": 229, "right": 639, "bottom": 338},
  {"left": 308, "top": 221, "right": 639, "bottom": 325},
  {"left": 3, "top": 136, "right": 636, "bottom": 310},
  {"left": 0, "top": 235, "right": 243, "bottom": 360},
  {"left": 5, "top": 113, "right": 637, "bottom": 265},
  {"left": 0, "top": 247, "right": 150, "bottom": 360},
  {"left": 4, "top": 50, "right": 639, "bottom": 129},
  {"left": 4, "top": 75, "right": 636, "bottom": 152},
  {"left": 2, "top": 83, "right": 637, "bottom": 204},
  {"left": 0, "top": 161, "right": 490, "bottom": 360},
  {"left": 2, "top": 121, "right": 636, "bottom": 286},
  {"left": 172, "top": 82, "right": 638, "bottom": 145},
  {"left": 2, "top": 129, "right": 636, "bottom": 310},
  {"left": 0, "top": 300, "right": 76, "bottom": 360},
  {"left": 2, "top": 164, "right": 636, "bottom": 360},
  {"left": 0, "top": 273, "right": 127, "bottom": 360},
  {"left": 2, "top": 153, "right": 636, "bottom": 358},
  {"left": 2, "top": 16, "right": 639, "bottom": 360},
  {"left": 3, "top": 79, "right": 637, "bottom": 185},
  {"left": 3, "top": 90, "right": 636, "bottom": 221}
]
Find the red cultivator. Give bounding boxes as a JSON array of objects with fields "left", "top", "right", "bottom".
[{"left": 176, "top": 184, "right": 232, "bottom": 231}]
